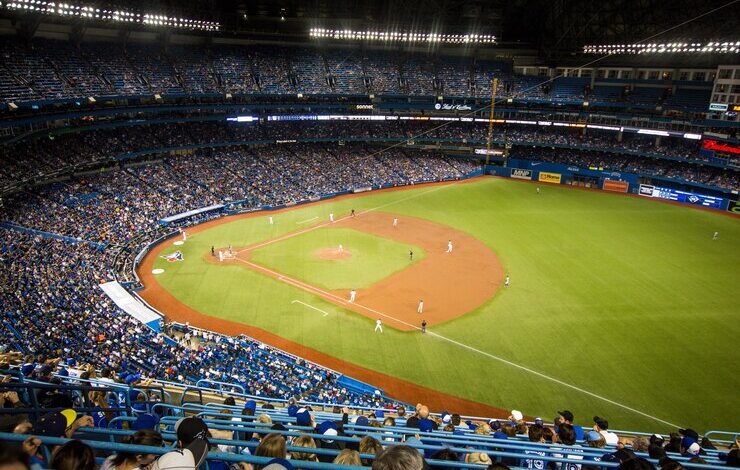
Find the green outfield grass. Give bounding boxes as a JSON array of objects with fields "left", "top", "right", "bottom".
[
  {"left": 249, "top": 227, "right": 424, "bottom": 290},
  {"left": 152, "top": 178, "right": 740, "bottom": 433}
]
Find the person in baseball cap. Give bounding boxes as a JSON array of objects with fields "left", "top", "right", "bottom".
[
  {"left": 557, "top": 410, "right": 584, "bottom": 441},
  {"left": 150, "top": 417, "right": 209, "bottom": 470}
]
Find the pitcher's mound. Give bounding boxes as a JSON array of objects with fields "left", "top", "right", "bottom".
[{"left": 316, "top": 248, "right": 352, "bottom": 260}]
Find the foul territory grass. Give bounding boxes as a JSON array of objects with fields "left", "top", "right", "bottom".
[
  {"left": 249, "top": 227, "right": 424, "bottom": 290},
  {"left": 152, "top": 178, "right": 740, "bottom": 433}
]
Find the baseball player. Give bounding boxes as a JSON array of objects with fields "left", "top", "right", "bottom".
[
  {"left": 393, "top": 217, "right": 398, "bottom": 227},
  {"left": 417, "top": 299, "right": 424, "bottom": 314},
  {"left": 537, "top": 187, "right": 541, "bottom": 194},
  {"left": 228, "top": 245, "right": 233, "bottom": 256},
  {"left": 269, "top": 216, "right": 273, "bottom": 225},
  {"left": 374, "top": 319, "right": 383, "bottom": 333},
  {"left": 505, "top": 275, "right": 510, "bottom": 287},
  {"left": 338, "top": 244, "right": 343, "bottom": 253},
  {"left": 421, "top": 319, "right": 427, "bottom": 334},
  {"left": 218, "top": 250, "right": 223, "bottom": 262},
  {"left": 181, "top": 229, "right": 187, "bottom": 241},
  {"left": 330, "top": 213, "right": 334, "bottom": 223},
  {"left": 446, "top": 240, "right": 453, "bottom": 253},
  {"left": 713, "top": 231, "right": 718, "bottom": 240},
  {"left": 351, "top": 209, "right": 355, "bottom": 217},
  {"left": 409, "top": 250, "right": 413, "bottom": 261},
  {"left": 349, "top": 289, "right": 356, "bottom": 303},
  {"left": 211, "top": 246, "right": 215, "bottom": 257}
]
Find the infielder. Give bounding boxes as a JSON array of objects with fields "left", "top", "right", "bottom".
[
  {"left": 417, "top": 299, "right": 424, "bottom": 314},
  {"left": 211, "top": 246, "right": 215, "bottom": 257},
  {"left": 713, "top": 231, "right": 718, "bottom": 240},
  {"left": 269, "top": 216, "right": 273, "bottom": 225},
  {"left": 351, "top": 209, "right": 355, "bottom": 217},
  {"left": 409, "top": 250, "right": 413, "bottom": 261},
  {"left": 349, "top": 289, "right": 356, "bottom": 303},
  {"left": 338, "top": 244, "right": 343, "bottom": 253},
  {"left": 329, "top": 213, "right": 334, "bottom": 223},
  {"left": 421, "top": 319, "right": 427, "bottom": 334},
  {"left": 374, "top": 319, "right": 383, "bottom": 333},
  {"left": 393, "top": 217, "right": 398, "bottom": 227},
  {"left": 181, "top": 229, "right": 187, "bottom": 241},
  {"left": 446, "top": 240, "right": 453, "bottom": 253},
  {"left": 218, "top": 250, "right": 223, "bottom": 262},
  {"left": 505, "top": 275, "right": 510, "bottom": 287}
]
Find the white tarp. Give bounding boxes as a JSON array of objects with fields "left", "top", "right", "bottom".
[
  {"left": 160, "top": 204, "right": 224, "bottom": 224},
  {"left": 99, "top": 281, "right": 162, "bottom": 331}
]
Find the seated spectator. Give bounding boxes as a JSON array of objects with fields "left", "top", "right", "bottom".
[
  {"left": 373, "top": 445, "right": 428, "bottom": 470},
  {"left": 49, "top": 440, "right": 95, "bottom": 470},
  {"left": 289, "top": 435, "right": 318, "bottom": 463},
  {"left": 333, "top": 449, "right": 361, "bottom": 465},
  {"left": 100, "top": 429, "right": 163, "bottom": 470}
]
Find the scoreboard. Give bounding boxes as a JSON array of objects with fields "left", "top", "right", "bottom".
[{"left": 639, "top": 184, "right": 725, "bottom": 209}]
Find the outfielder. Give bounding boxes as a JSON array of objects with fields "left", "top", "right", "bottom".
[
  {"left": 374, "top": 319, "right": 383, "bottom": 333},
  {"left": 446, "top": 240, "right": 453, "bottom": 253},
  {"left": 417, "top": 299, "right": 424, "bottom": 314},
  {"left": 713, "top": 231, "right": 718, "bottom": 240},
  {"left": 505, "top": 275, "right": 510, "bottom": 287},
  {"left": 349, "top": 289, "right": 356, "bottom": 303},
  {"left": 269, "top": 216, "right": 273, "bottom": 225},
  {"left": 329, "top": 213, "right": 334, "bottom": 223},
  {"left": 537, "top": 187, "right": 541, "bottom": 194}
]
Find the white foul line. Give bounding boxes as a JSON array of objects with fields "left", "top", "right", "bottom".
[
  {"left": 237, "top": 184, "right": 449, "bottom": 254},
  {"left": 238, "top": 261, "right": 680, "bottom": 429},
  {"left": 292, "top": 300, "right": 330, "bottom": 317},
  {"left": 232, "top": 182, "right": 683, "bottom": 428},
  {"left": 296, "top": 216, "right": 319, "bottom": 225}
]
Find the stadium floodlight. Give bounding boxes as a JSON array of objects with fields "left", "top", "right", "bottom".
[
  {"left": 309, "top": 28, "right": 496, "bottom": 44},
  {"left": 583, "top": 40, "right": 739, "bottom": 54},
  {"left": 2, "top": 0, "right": 220, "bottom": 31}
]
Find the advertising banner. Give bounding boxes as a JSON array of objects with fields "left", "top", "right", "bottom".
[
  {"left": 602, "top": 179, "right": 629, "bottom": 193},
  {"left": 727, "top": 200, "right": 740, "bottom": 214},
  {"left": 638, "top": 184, "right": 724, "bottom": 209},
  {"left": 538, "top": 172, "right": 562, "bottom": 184},
  {"left": 510, "top": 168, "right": 532, "bottom": 180}
]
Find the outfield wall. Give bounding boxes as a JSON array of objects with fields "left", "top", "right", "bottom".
[{"left": 487, "top": 161, "right": 737, "bottom": 213}]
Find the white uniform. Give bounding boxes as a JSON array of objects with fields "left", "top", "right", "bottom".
[
  {"left": 182, "top": 230, "right": 187, "bottom": 241},
  {"left": 338, "top": 244, "right": 343, "bottom": 253},
  {"left": 417, "top": 300, "right": 424, "bottom": 314},
  {"left": 393, "top": 218, "right": 398, "bottom": 227},
  {"left": 269, "top": 216, "right": 273, "bottom": 225},
  {"left": 349, "top": 289, "right": 356, "bottom": 303},
  {"left": 713, "top": 231, "right": 718, "bottom": 240},
  {"left": 537, "top": 187, "right": 540, "bottom": 194},
  {"left": 330, "top": 213, "right": 334, "bottom": 222},
  {"left": 447, "top": 241, "right": 453, "bottom": 253},
  {"left": 374, "top": 319, "right": 383, "bottom": 333},
  {"left": 505, "top": 275, "right": 510, "bottom": 287},
  {"left": 218, "top": 251, "right": 223, "bottom": 262}
]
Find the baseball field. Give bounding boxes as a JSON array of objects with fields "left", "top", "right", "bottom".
[{"left": 139, "top": 177, "right": 739, "bottom": 433}]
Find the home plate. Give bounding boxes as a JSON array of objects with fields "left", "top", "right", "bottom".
[
  {"left": 152, "top": 269, "right": 165, "bottom": 274},
  {"left": 173, "top": 241, "right": 184, "bottom": 246}
]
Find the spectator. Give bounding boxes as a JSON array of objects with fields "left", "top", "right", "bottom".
[{"left": 49, "top": 440, "right": 95, "bottom": 470}]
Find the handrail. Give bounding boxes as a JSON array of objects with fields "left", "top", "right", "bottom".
[{"left": 195, "top": 379, "right": 246, "bottom": 395}]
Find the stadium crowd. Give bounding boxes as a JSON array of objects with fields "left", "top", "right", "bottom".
[
  {"left": 0, "top": 38, "right": 712, "bottom": 110},
  {"left": 2, "top": 120, "right": 734, "bottom": 193}
]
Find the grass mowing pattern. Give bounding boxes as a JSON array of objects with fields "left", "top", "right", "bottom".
[
  {"left": 249, "top": 227, "right": 425, "bottom": 290},
  {"left": 152, "top": 179, "right": 740, "bottom": 433}
]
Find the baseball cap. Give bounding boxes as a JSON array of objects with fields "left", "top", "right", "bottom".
[
  {"left": 375, "top": 409, "right": 385, "bottom": 419},
  {"left": 151, "top": 438, "right": 208, "bottom": 470},
  {"left": 295, "top": 408, "right": 312, "bottom": 427},
  {"left": 317, "top": 421, "right": 338, "bottom": 442},
  {"left": 175, "top": 417, "right": 208, "bottom": 446},
  {"left": 593, "top": 416, "right": 609, "bottom": 430},
  {"left": 558, "top": 410, "right": 574, "bottom": 422},
  {"left": 587, "top": 430, "right": 603, "bottom": 442},
  {"left": 354, "top": 416, "right": 369, "bottom": 427},
  {"left": 534, "top": 418, "right": 544, "bottom": 427},
  {"left": 511, "top": 410, "right": 523, "bottom": 421},
  {"left": 33, "top": 410, "right": 76, "bottom": 437},
  {"left": 244, "top": 400, "right": 257, "bottom": 412}
]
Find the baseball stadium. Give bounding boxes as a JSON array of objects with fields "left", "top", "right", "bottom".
[{"left": 0, "top": 1, "right": 738, "bottom": 469}]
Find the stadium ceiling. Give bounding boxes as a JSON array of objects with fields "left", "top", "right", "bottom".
[{"left": 2, "top": 0, "right": 739, "bottom": 61}]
